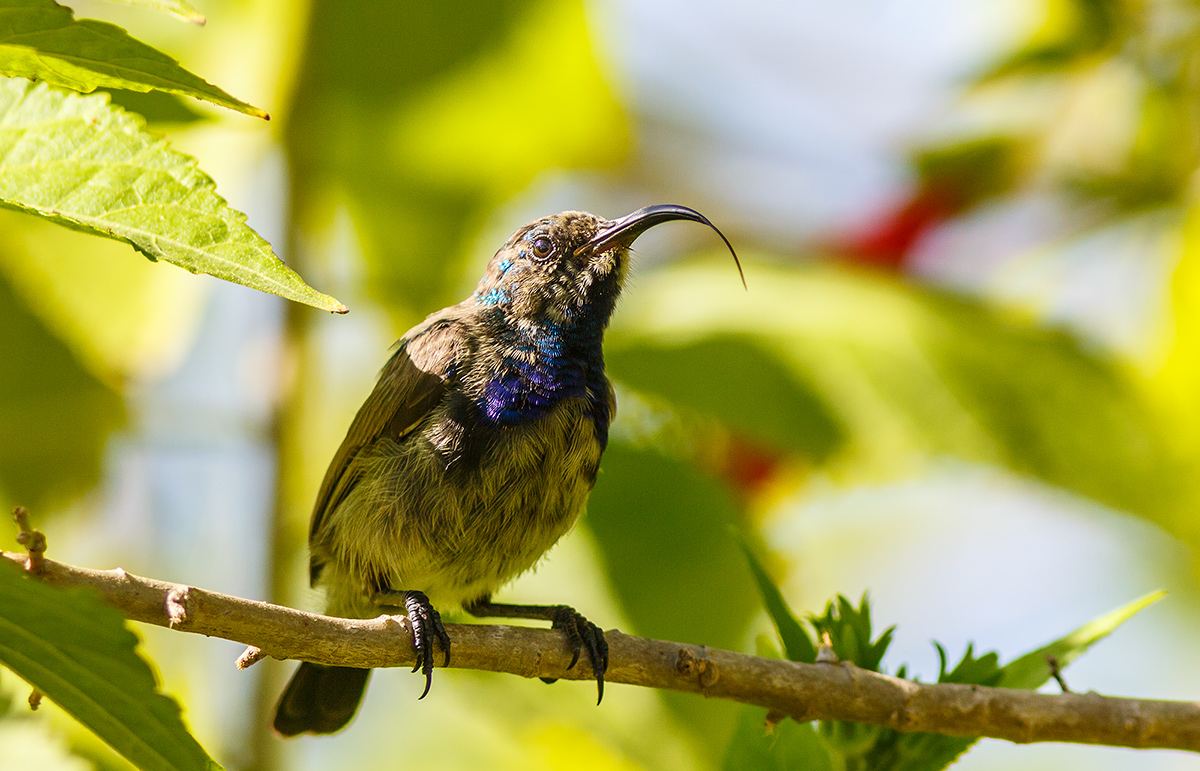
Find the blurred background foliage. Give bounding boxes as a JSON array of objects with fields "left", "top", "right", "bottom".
[{"left": 4, "top": 0, "right": 1200, "bottom": 769}]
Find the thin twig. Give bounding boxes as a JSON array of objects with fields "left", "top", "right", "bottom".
[
  {"left": 12, "top": 507, "right": 45, "bottom": 575},
  {"left": 2, "top": 551, "right": 1198, "bottom": 753},
  {"left": 1048, "top": 655, "right": 1071, "bottom": 693}
]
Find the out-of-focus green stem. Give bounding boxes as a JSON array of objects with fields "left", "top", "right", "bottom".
[{"left": 243, "top": 293, "right": 313, "bottom": 771}]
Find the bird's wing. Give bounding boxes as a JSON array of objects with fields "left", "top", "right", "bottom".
[{"left": 307, "top": 314, "right": 466, "bottom": 584}]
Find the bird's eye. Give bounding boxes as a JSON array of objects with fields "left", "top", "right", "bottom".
[{"left": 531, "top": 236, "right": 553, "bottom": 259}]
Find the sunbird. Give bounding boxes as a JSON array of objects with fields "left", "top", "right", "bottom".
[{"left": 274, "top": 205, "right": 741, "bottom": 735}]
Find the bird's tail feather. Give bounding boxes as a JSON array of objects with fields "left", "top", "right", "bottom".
[{"left": 273, "top": 662, "right": 371, "bottom": 736}]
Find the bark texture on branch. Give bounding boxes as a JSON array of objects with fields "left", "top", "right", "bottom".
[{"left": 4, "top": 550, "right": 1198, "bottom": 753}]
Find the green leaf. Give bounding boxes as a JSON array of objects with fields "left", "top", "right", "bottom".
[
  {"left": 0, "top": 560, "right": 222, "bottom": 771},
  {"left": 99, "top": 0, "right": 206, "bottom": 25},
  {"left": 0, "top": 270, "right": 124, "bottom": 509},
  {"left": 1000, "top": 590, "right": 1166, "bottom": 690},
  {"left": 585, "top": 443, "right": 758, "bottom": 750},
  {"left": 873, "top": 592, "right": 1165, "bottom": 771},
  {"left": 978, "top": 0, "right": 1121, "bottom": 82},
  {"left": 0, "top": 668, "right": 14, "bottom": 716},
  {"left": 724, "top": 708, "right": 833, "bottom": 771},
  {"left": 1068, "top": 84, "right": 1195, "bottom": 210},
  {"left": 912, "top": 136, "right": 1026, "bottom": 209},
  {"left": 587, "top": 444, "right": 759, "bottom": 652},
  {"left": 849, "top": 644, "right": 1003, "bottom": 771},
  {"left": 612, "top": 262, "right": 1181, "bottom": 528},
  {"left": 286, "top": 0, "right": 626, "bottom": 316},
  {"left": 933, "top": 642, "right": 1001, "bottom": 686},
  {"left": 607, "top": 336, "right": 843, "bottom": 462},
  {"left": 732, "top": 592, "right": 1162, "bottom": 771},
  {"left": 0, "top": 208, "right": 208, "bottom": 382},
  {"left": 0, "top": 78, "right": 346, "bottom": 313},
  {"left": 810, "top": 595, "right": 894, "bottom": 673},
  {"left": 0, "top": 0, "right": 261, "bottom": 116},
  {"left": 736, "top": 533, "right": 817, "bottom": 664},
  {"left": 865, "top": 730, "right": 974, "bottom": 771}
]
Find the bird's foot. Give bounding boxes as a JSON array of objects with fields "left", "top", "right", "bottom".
[
  {"left": 464, "top": 598, "right": 608, "bottom": 703},
  {"left": 374, "top": 589, "right": 450, "bottom": 699},
  {"left": 549, "top": 606, "right": 609, "bottom": 704}
]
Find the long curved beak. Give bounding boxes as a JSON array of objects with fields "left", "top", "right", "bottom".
[{"left": 576, "top": 204, "right": 746, "bottom": 289}]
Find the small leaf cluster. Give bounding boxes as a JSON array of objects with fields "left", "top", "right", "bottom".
[{"left": 728, "top": 540, "right": 1162, "bottom": 771}]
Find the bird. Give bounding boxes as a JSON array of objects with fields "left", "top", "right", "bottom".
[{"left": 272, "top": 204, "right": 742, "bottom": 736}]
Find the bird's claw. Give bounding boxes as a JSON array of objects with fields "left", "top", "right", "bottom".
[
  {"left": 402, "top": 591, "right": 450, "bottom": 699},
  {"left": 550, "top": 606, "right": 609, "bottom": 704}
]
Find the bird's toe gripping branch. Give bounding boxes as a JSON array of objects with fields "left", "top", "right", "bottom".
[
  {"left": 466, "top": 598, "right": 610, "bottom": 704},
  {"left": 374, "top": 589, "right": 451, "bottom": 699},
  {"left": 549, "top": 605, "right": 609, "bottom": 704}
]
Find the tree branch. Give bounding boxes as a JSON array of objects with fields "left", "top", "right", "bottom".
[{"left": 4, "top": 550, "right": 1198, "bottom": 753}]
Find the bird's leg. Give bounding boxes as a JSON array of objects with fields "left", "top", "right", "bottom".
[
  {"left": 465, "top": 596, "right": 609, "bottom": 704},
  {"left": 372, "top": 589, "right": 451, "bottom": 699}
]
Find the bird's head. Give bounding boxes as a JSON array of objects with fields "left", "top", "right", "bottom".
[{"left": 472, "top": 204, "right": 742, "bottom": 328}]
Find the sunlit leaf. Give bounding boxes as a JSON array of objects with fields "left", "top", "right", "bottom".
[
  {"left": 0, "top": 0, "right": 260, "bottom": 116},
  {"left": 0, "top": 78, "right": 346, "bottom": 313},
  {"left": 877, "top": 591, "right": 1163, "bottom": 771},
  {"left": 286, "top": 0, "right": 626, "bottom": 315},
  {"left": 810, "top": 595, "right": 894, "bottom": 673},
  {"left": 978, "top": 0, "right": 1120, "bottom": 81},
  {"left": 585, "top": 443, "right": 757, "bottom": 748},
  {"left": 588, "top": 445, "right": 757, "bottom": 649},
  {"left": 612, "top": 262, "right": 1181, "bottom": 525},
  {"left": 392, "top": 0, "right": 626, "bottom": 195},
  {"left": 933, "top": 641, "right": 1001, "bottom": 686},
  {"left": 608, "top": 336, "right": 842, "bottom": 462},
  {"left": 1001, "top": 590, "right": 1165, "bottom": 690},
  {"left": 723, "top": 709, "right": 832, "bottom": 771},
  {"left": 730, "top": 591, "right": 1161, "bottom": 771},
  {"left": 0, "top": 209, "right": 206, "bottom": 382},
  {"left": 0, "top": 271, "right": 123, "bottom": 509},
  {"left": 911, "top": 136, "right": 1027, "bottom": 210},
  {"left": 736, "top": 533, "right": 817, "bottom": 664},
  {"left": 0, "top": 561, "right": 222, "bottom": 771},
  {"left": 1151, "top": 202, "right": 1200, "bottom": 539},
  {"left": 1069, "top": 82, "right": 1194, "bottom": 209},
  {"left": 99, "top": 0, "right": 205, "bottom": 25},
  {"left": 860, "top": 643, "right": 1002, "bottom": 771}
]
